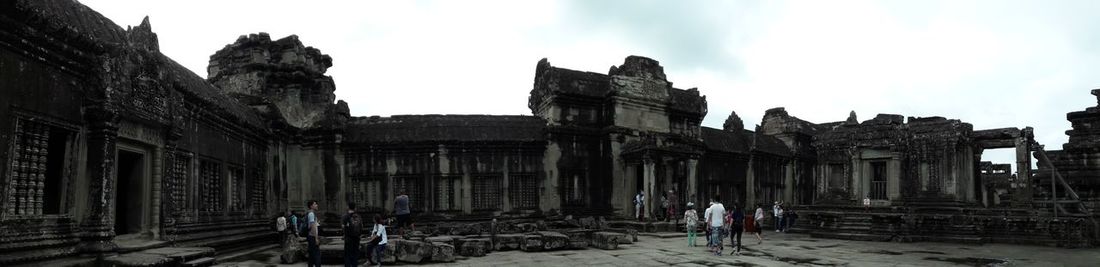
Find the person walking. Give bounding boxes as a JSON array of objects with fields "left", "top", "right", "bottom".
[
  {"left": 667, "top": 189, "right": 679, "bottom": 223},
  {"left": 394, "top": 191, "right": 412, "bottom": 235},
  {"left": 773, "top": 201, "right": 784, "bottom": 233},
  {"left": 729, "top": 204, "right": 744, "bottom": 255},
  {"left": 703, "top": 200, "right": 714, "bottom": 246},
  {"left": 342, "top": 202, "right": 363, "bottom": 267},
  {"left": 306, "top": 200, "right": 322, "bottom": 267},
  {"left": 683, "top": 202, "right": 698, "bottom": 247},
  {"left": 706, "top": 196, "right": 726, "bottom": 256},
  {"left": 753, "top": 203, "right": 765, "bottom": 245},
  {"left": 634, "top": 190, "right": 646, "bottom": 222}
]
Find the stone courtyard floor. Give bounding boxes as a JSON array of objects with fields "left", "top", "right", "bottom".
[{"left": 218, "top": 233, "right": 1100, "bottom": 266}]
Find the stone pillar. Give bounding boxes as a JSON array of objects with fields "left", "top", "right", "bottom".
[
  {"left": 686, "top": 159, "right": 698, "bottom": 208},
  {"left": 77, "top": 107, "right": 119, "bottom": 253},
  {"left": 851, "top": 153, "right": 862, "bottom": 200},
  {"left": 502, "top": 154, "right": 512, "bottom": 212},
  {"left": 159, "top": 127, "right": 182, "bottom": 241},
  {"left": 1013, "top": 128, "right": 1033, "bottom": 206},
  {"left": 784, "top": 159, "right": 795, "bottom": 204},
  {"left": 746, "top": 154, "right": 756, "bottom": 208},
  {"left": 643, "top": 156, "right": 656, "bottom": 219}
]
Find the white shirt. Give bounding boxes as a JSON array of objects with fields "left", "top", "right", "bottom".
[
  {"left": 774, "top": 204, "right": 782, "bottom": 216},
  {"left": 372, "top": 223, "right": 388, "bottom": 245},
  {"left": 755, "top": 208, "right": 765, "bottom": 221},
  {"left": 704, "top": 206, "right": 713, "bottom": 224},
  {"left": 276, "top": 216, "right": 287, "bottom": 232},
  {"left": 708, "top": 203, "right": 726, "bottom": 227}
]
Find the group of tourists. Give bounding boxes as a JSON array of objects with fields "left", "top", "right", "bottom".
[
  {"left": 275, "top": 191, "right": 415, "bottom": 267},
  {"left": 680, "top": 196, "right": 798, "bottom": 256},
  {"left": 633, "top": 189, "right": 683, "bottom": 222}
]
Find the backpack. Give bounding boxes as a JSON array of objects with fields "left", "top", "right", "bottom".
[
  {"left": 298, "top": 214, "right": 310, "bottom": 237},
  {"left": 347, "top": 213, "right": 363, "bottom": 237}
]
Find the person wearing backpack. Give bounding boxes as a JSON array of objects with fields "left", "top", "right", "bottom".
[
  {"left": 342, "top": 202, "right": 362, "bottom": 267},
  {"left": 306, "top": 200, "right": 321, "bottom": 267}
]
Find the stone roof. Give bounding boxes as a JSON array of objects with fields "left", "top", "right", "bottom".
[
  {"left": 7, "top": 0, "right": 127, "bottom": 53},
  {"left": 700, "top": 127, "right": 791, "bottom": 157},
  {"left": 701, "top": 127, "right": 749, "bottom": 153},
  {"left": 346, "top": 115, "right": 546, "bottom": 143},
  {"left": 668, "top": 88, "right": 707, "bottom": 115}
]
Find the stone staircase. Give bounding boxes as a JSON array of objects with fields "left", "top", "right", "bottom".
[{"left": 809, "top": 213, "right": 887, "bottom": 241}]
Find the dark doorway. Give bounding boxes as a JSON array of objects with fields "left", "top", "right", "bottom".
[{"left": 115, "top": 150, "right": 145, "bottom": 236}]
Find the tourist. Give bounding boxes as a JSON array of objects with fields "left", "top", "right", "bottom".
[
  {"left": 773, "top": 201, "right": 784, "bottom": 232},
  {"left": 366, "top": 214, "right": 388, "bottom": 267},
  {"left": 729, "top": 204, "right": 744, "bottom": 255},
  {"left": 786, "top": 208, "right": 798, "bottom": 232},
  {"left": 276, "top": 211, "right": 289, "bottom": 246},
  {"left": 707, "top": 196, "right": 726, "bottom": 256},
  {"left": 395, "top": 191, "right": 412, "bottom": 235},
  {"left": 667, "top": 189, "right": 678, "bottom": 223},
  {"left": 634, "top": 190, "right": 646, "bottom": 222},
  {"left": 684, "top": 202, "right": 698, "bottom": 247},
  {"left": 342, "top": 202, "right": 362, "bottom": 267},
  {"left": 306, "top": 200, "right": 321, "bottom": 267},
  {"left": 753, "top": 203, "right": 765, "bottom": 245},
  {"left": 703, "top": 200, "right": 714, "bottom": 246}
]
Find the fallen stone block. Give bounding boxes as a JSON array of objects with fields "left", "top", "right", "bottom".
[
  {"left": 606, "top": 228, "right": 638, "bottom": 244},
  {"left": 390, "top": 239, "right": 432, "bottom": 263},
  {"left": 103, "top": 253, "right": 173, "bottom": 267},
  {"left": 425, "top": 235, "right": 460, "bottom": 247},
  {"left": 537, "top": 231, "right": 570, "bottom": 251},
  {"left": 495, "top": 234, "right": 524, "bottom": 251},
  {"left": 520, "top": 235, "right": 543, "bottom": 252},
  {"left": 592, "top": 232, "right": 625, "bottom": 250},
  {"left": 430, "top": 242, "right": 456, "bottom": 262},
  {"left": 458, "top": 241, "right": 487, "bottom": 257},
  {"left": 456, "top": 238, "right": 492, "bottom": 255}
]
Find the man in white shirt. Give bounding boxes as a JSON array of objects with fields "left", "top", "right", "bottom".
[
  {"left": 774, "top": 201, "right": 784, "bottom": 233},
  {"left": 707, "top": 196, "right": 726, "bottom": 256},
  {"left": 366, "top": 215, "right": 388, "bottom": 267}
]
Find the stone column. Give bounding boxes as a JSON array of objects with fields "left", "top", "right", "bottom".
[
  {"left": 1013, "top": 128, "right": 1033, "bottom": 206},
  {"left": 784, "top": 159, "right": 795, "bottom": 204},
  {"left": 643, "top": 156, "right": 656, "bottom": 219},
  {"left": 77, "top": 107, "right": 119, "bottom": 253},
  {"left": 746, "top": 154, "right": 756, "bottom": 208},
  {"left": 686, "top": 159, "right": 698, "bottom": 207}
]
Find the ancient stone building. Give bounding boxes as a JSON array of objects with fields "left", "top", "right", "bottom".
[{"left": 0, "top": 0, "right": 1097, "bottom": 265}]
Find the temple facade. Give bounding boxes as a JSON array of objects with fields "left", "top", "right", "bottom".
[{"left": 0, "top": 0, "right": 1096, "bottom": 264}]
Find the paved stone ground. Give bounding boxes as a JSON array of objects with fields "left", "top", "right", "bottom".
[{"left": 218, "top": 233, "right": 1100, "bottom": 266}]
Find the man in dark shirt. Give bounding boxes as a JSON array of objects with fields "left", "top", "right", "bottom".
[
  {"left": 395, "top": 191, "right": 412, "bottom": 235},
  {"left": 342, "top": 202, "right": 361, "bottom": 267}
]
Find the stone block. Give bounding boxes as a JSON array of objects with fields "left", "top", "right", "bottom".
[
  {"left": 456, "top": 238, "right": 492, "bottom": 255},
  {"left": 520, "top": 235, "right": 543, "bottom": 252},
  {"left": 495, "top": 234, "right": 524, "bottom": 251},
  {"left": 537, "top": 231, "right": 570, "bottom": 251},
  {"left": 458, "top": 241, "right": 486, "bottom": 257},
  {"left": 592, "top": 232, "right": 625, "bottom": 250},
  {"left": 606, "top": 228, "right": 638, "bottom": 244},
  {"left": 425, "top": 235, "right": 460, "bottom": 247},
  {"left": 389, "top": 239, "right": 432, "bottom": 263},
  {"left": 429, "top": 242, "right": 456, "bottom": 262}
]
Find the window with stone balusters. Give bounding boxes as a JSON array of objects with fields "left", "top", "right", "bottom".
[
  {"left": 4, "top": 118, "right": 73, "bottom": 217},
  {"left": 199, "top": 160, "right": 222, "bottom": 213}
]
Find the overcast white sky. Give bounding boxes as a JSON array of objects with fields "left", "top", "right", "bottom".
[{"left": 81, "top": 0, "right": 1100, "bottom": 168}]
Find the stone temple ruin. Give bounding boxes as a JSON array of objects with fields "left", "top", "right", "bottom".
[{"left": 1, "top": 0, "right": 1098, "bottom": 265}]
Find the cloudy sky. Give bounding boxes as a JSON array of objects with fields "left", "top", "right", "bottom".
[{"left": 82, "top": 0, "right": 1100, "bottom": 166}]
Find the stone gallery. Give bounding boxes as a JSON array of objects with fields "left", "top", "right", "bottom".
[{"left": 0, "top": 0, "right": 1097, "bottom": 265}]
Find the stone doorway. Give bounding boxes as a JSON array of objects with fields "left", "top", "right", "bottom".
[{"left": 114, "top": 145, "right": 152, "bottom": 238}]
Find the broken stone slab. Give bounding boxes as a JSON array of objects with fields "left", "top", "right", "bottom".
[
  {"left": 456, "top": 238, "right": 492, "bottom": 255},
  {"left": 389, "top": 238, "right": 432, "bottom": 263},
  {"left": 380, "top": 242, "right": 396, "bottom": 264},
  {"left": 494, "top": 234, "right": 524, "bottom": 251},
  {"left": 458, "top": 241, "right": 487, "bottom": 257},
  {"left": 520, "top": 235, "right": 543, "bottom": 252},
  {"left": 564, "top": 229, "right": 596, "bottom": 249},
  {"left": 425, "top": 235, "right": 460, "bottom": 247},
  {"left": 536, "top": 231, "right": 570, "bottom": 251},
  {"left": 605, "top": 228, "right": 638, "bottom": 244},
  {"left": 429, "top": 242, "right": 456, "bottom": 262},
  {"left": 592, "top": 232, "right": 625, "bottom": 250}
]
